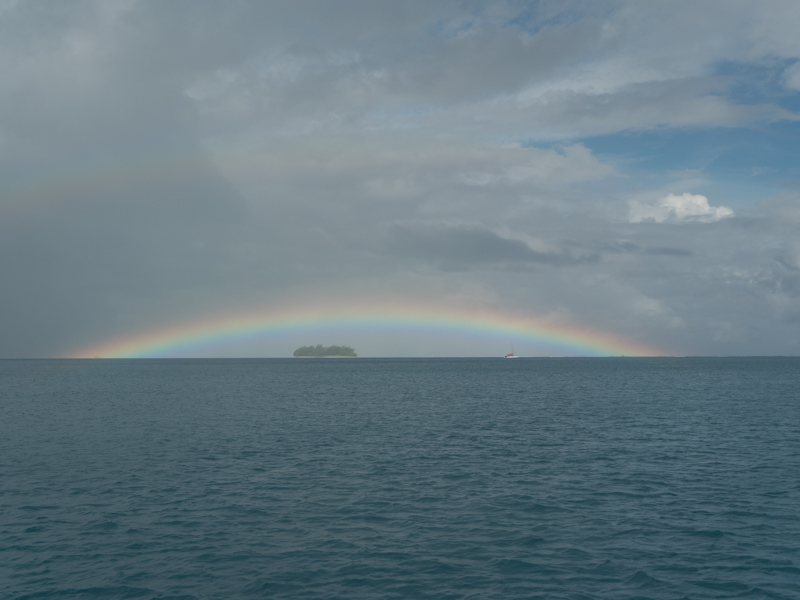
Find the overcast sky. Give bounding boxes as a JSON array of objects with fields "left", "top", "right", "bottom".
[{"left": 3, "top": 0, "right": 800, "bottom": 357}]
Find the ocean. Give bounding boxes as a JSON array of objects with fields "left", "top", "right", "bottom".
[{"left": 1, "top": 357, "right": 799, "bottom": 599}]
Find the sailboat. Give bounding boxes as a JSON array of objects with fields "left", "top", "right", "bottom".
[{"left": 504, "top": 343, "right": 518, "bottom": 358}]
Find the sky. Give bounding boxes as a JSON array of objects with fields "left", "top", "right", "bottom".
[{"left": 3, "top": 0, "right": 800, "bottom": 358}]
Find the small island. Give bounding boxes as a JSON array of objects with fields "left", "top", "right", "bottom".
[{"left": 293, "top": 344, "right": 358, "bottom": 358}]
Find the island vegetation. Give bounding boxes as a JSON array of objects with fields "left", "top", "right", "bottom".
[{"left": 293, "top": 344, "right": 357, "bottom": 358}]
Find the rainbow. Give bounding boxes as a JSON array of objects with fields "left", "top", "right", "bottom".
[{"left": 70, "top": 303, "right": 667, "bottom": 358}]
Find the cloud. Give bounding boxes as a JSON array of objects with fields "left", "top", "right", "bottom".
[
  {"left": 628, "top": 193, "right": 734, "bottom": 223},
  {"left": 386, "top": 223, "right": 596, "bottom": 269},
  {"left": 783, "top": 61, "right": 800, "bottom": 90},
  {"left": 711, "top": 321, "right": 749, "bottom": 344},
  {"left": 2, "top": 2, "right": 800, "bottom": 357},
  {"left": 176, "top": 1, "right": 800, "bottom": 143}
]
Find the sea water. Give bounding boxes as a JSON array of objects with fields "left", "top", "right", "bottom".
[{"left": 1, "top": 357, "right": 799, "bottom": 599}]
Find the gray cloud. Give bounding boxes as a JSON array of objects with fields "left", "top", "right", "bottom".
[
  {"left": 2, "top": 1, "right": 800, "bottom": 356},
  {"left": 386, "top": 224, "right": 597, "bottom": 270}
]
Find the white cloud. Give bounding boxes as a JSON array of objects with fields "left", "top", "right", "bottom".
[
  {"left": 783, "top": 61, "right": 800, "bottom": 90},
  {"left": 629, "top": 193, "right": 734, "bottom": 223}
]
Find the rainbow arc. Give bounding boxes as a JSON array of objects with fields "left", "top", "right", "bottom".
[{"left": 71, "top": 303, "right": 667, "bottom": 358}]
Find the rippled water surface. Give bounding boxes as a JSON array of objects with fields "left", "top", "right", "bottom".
[{"left": 2, "top": 358, "right": 799, "bottom": 599}]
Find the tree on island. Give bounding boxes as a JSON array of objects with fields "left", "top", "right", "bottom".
[{"left": 293, "top": 344, "right": 357, "bottom": 357}]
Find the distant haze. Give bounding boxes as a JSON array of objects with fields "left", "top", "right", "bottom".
[{"left": 2, "top": 1, "right": 800, "bottom": 357}]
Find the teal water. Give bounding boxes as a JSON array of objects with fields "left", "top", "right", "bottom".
[{"left": 1, "top": 358, "right": 799, "bottom": 599}]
